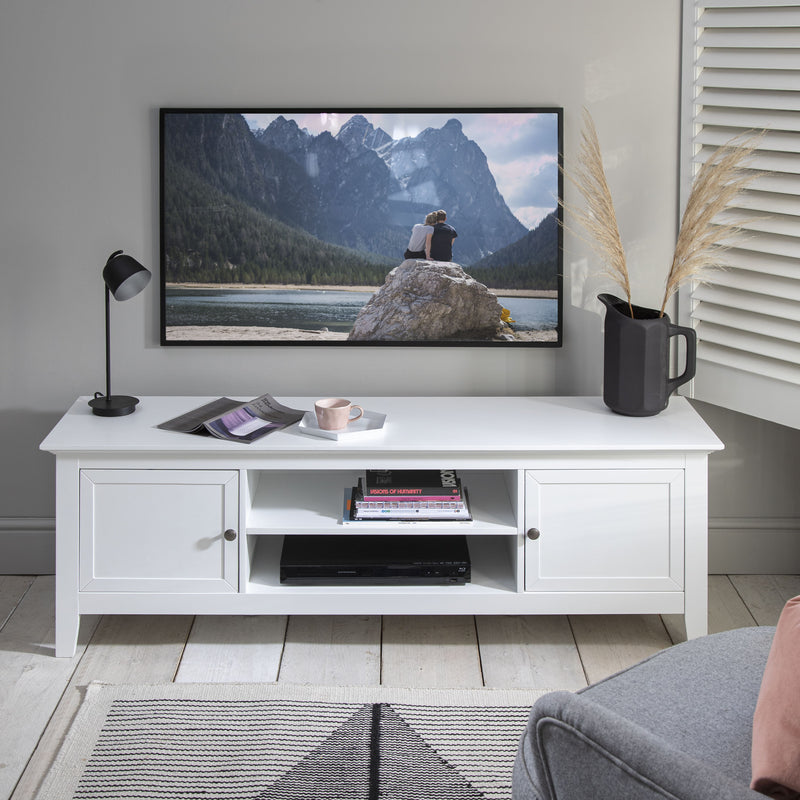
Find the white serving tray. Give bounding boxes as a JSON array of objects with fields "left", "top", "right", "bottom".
[{"left": 297, "top": 409, "right": 387, "bottom": 440}]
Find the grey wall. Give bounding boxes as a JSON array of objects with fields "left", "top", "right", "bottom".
[{"left": 1, "top": 0, "right": 798, "bottom": 571}]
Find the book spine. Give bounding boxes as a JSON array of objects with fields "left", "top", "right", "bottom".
[
  {"left": 355, "top": 500, "right": 467, "bottom": 511},
  {"left": 358, "top": 477, "right": 463, "bottom": 500},
  {"left": 349, "top": 487, "right": 472, "bottom": 521},
  {"left": 364, "top": 469, "right": 461, "bottom": 494},
  {"left": 359, "top": 492, "right": 462, "bottom": 500}
]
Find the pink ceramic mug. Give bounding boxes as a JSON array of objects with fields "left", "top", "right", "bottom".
[{"left": 314, "top": 398, "right": 364, "bottom": 431}]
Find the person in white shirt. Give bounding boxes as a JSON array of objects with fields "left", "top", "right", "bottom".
[{"left": 403, "top": 211, "right": 437, "bottom": 260}]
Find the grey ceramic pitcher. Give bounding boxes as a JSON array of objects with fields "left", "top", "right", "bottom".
[{"left": 598, "top": 293, "right": 697, "bottom": 416}]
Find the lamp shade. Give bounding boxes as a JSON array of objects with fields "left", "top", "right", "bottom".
[{"left": 102, "top": 250, "right": 151, "bottom": 300}]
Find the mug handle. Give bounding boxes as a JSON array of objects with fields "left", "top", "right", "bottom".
[
  {"left": 667, "top": 324, "right": 697, "bottom": 395},
  {"left": 349, "top": 405, "right": 364, "bottom": 423}
]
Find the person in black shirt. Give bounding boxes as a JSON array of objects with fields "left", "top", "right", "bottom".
[{"left": 429, "top": 209, "right": 458, "bottom": 262}]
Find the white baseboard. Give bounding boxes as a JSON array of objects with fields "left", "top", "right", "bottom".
[
  {"left": 0, "top": 516, "right": 797, "bottom": 577},
  {"left": 0, "top": 518, "right": 55, "bottom": 574},
  {"left": 709, "top": 517, "right": 800, "bottom": 574}
]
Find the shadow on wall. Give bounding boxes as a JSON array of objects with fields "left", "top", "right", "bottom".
[
  {"left": 0, "top": 409, "right": 63, "bottom": 515},
  {"left": 0, "top": 409, "right": 63, "bottom": 574}
]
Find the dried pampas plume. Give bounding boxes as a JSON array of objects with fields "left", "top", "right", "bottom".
[
  {"left": 564, "top": 109, "right": 633, "bottom": 316},
  {"left": 564, "top": 108, "right": 762, "bottom": 317},
  {"left": 661, "top": 131, "right": 763, "bottom": 316}
]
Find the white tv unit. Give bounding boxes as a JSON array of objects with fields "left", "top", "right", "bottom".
[{"left": 41, "top": 395, "right": 723, "bottom": 657}]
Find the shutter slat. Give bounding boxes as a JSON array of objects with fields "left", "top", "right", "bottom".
[
  {"left": 695, "top": 147, "right": 800, "bottom": 175},
  {"left": 715, "top": 208, "right": 800, "bottom": 238},
  {"left": 698, "top": 87, "right": 800, "bottom": 111},
  {"left": 716, "top": 228, "right": 800, "bottom": 259},
  {"left": 693, "top": 259, "right": 800, "bottom": 300},
  {"left": 701, "top": 1, "right": 800, "bottom": 8},
  {"left": 718, "top": 246, "right": 798, "bottom": 278},
  {"left": 734, "top": 188, "right": 800, "bottom": 215},
  {"left": 693, "top": 284, "right": 800, "bottom": 321},
  {"left": 698, "top": 48, "right": 800, "bottom": 69},
  {"left": 697, "top": 341, "right": 800, "bottom": 385},
  {"left": 699, "top": 68, "right": 799, "bottom": 90},
  {"left": 696, "top": 106, "right": 800, "bottom": 132},
  {"left": 698, "top": 29, "right": 800, "bottom": 48},
  {"left": 746, "top": 170, "right": 800, "bottom": 194},
  {"left": 693, "top": 304, "right": 800, "bottom": 344},
  {"left": 696, "top": 322, "right": 800, "bottom": 366},
  {"left": 702, "top": 7, "right": 800, "bottom": 25},
  {"left": 696, "top": 127, "right": 800, "bottom": 152}
]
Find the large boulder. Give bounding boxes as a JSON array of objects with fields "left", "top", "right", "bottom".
[{"left": 349, "top": 260, "right": 503, "bottom": 341}]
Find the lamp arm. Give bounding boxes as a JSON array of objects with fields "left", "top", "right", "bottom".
[{"left": 104, "top": 284, "right": 111, "bottom": 400}]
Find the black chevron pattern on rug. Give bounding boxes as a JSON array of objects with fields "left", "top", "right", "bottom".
[{"left": 254, "top": 702, "right": 486, "bottom": 799}]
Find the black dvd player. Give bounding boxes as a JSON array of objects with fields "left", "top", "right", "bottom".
[{"left": 279, "top": 535, "right": 471, "bottom": 585}]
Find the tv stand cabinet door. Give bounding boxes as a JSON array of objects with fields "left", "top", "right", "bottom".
[
  {"left": 524, "top": 469, "right": 684, "bottom": 592},
  {"left": 79, "top": 469, "right": 239, "bottom": 593}
]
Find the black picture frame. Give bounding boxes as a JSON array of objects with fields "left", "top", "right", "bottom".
[{"left": 159, "top": 107, "right": 563, "bottom": 347}]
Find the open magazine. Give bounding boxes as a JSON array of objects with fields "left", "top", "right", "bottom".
[{"left": 157, "top": 394, "right": 305, "bottom": 443}]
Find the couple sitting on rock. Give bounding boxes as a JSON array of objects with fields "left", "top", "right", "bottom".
[{"left": 403, "top": 209, "right": 458, "bottom": 263}]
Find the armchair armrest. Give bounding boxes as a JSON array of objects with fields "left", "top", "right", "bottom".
[{"left": 514, "top": 691, "right": 764, "bottom": 800}]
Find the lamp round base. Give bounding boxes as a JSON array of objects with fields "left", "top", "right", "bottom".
[{"left": 88, "top": 395, "right": 140, "bottom": 417}]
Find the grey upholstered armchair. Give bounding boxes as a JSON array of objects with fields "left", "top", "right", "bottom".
[{"left": 513, "top": 626, "right": 777, "bottom": 800}]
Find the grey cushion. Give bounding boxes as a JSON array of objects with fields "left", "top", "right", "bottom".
[{"left": 513, "top": 626, "right": 776, "bottom": 800}]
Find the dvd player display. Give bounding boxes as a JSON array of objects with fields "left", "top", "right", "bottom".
[{"left": 279, "top": 535, "right": 471, "bottom": 585}]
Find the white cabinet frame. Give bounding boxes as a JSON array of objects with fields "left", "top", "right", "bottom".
[{"left": 41, "top": 396, "right": 723, "bottom": 657}]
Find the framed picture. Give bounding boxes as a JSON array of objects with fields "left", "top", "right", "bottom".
[{"left": 160, "top": 108, "right": 562, "bottom": 346}]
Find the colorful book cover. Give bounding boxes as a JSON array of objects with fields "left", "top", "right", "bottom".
[{"left": 362, "top": 470, "right": 462, "bottom": 497}]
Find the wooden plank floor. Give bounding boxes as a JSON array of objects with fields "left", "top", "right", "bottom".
[{"left": 2, "top": 573, "right": 798, "bottom": 800}]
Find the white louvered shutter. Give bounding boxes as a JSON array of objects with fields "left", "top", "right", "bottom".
[{"left": 679, "top": 1, "right": 800, "bottom": 429}]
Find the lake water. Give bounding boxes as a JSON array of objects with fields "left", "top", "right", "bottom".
[{"left": 165, "top": 287, "right": 559, "bottom": 333}]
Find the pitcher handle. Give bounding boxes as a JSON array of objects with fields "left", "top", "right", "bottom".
[{"left": 666, "top": 324, "right": 697, "bottom": 394}]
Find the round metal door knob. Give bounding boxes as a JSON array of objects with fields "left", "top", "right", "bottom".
[
  {"left": 526, "top": 528, "right": 541, "bottom": 540},
  {"left": 223, "top": 529, "right": 237, "bottom": 541}
]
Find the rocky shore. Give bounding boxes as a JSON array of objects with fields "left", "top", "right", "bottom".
[
  {"left": 166, "top": 282, "right": 558, "bottom": 299},
  {"left": 165, "top": 326, "right": 557, "bottom": 343}
]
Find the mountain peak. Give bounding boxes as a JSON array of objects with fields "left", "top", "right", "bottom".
[
  {"left": 259, "top": 116, "right": 310, "bottom": 154},
  {"left": 337, "top": 115, "right": 392, "bottom": 152}
]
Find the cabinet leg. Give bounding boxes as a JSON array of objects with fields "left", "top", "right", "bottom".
[
  {"left": 55, "top": 611, "right": 80, "bottom": 657},
  {"left": 683, "top": 603, "right": 708, "bottom": 641},
  {"left": 55, "top": 457, "right": 81, "bottom": 658},
  {"left": 683, "top": 455, "right": 709, "bottom": 641}
]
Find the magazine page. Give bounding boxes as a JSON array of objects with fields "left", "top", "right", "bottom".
[
  {"left": 158, "top": 395, "right": 305, "bottom": 443},
  {"left": 203, "top": 406, "right": 282, "bottom": 443},
  {"left": 246, "top": 394, "right": 307, "bottom": 426},
  {"left": 204, "top": 395, "right": 304, "bottom": 443},
  {"left": 156, "top": 398, "right": 242, "bottom": 434}
]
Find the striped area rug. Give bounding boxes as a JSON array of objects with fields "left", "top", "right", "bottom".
[{"left": 35, "top": 682, "right": 553, "bottom": 800}]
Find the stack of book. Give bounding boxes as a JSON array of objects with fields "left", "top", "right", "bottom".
[{"left": 344, "top": 469, "right": 472, "bottom": 524}]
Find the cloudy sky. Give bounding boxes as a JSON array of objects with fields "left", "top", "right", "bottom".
[{"left": 243, "top": 111, "right": 560, "bottom": 229}]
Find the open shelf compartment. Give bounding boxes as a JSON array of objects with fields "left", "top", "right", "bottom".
[
  {"left": 245, "top": 469, "right": 520, "bottom": 536},
  {"left": 245, "top": 534, "right": 519, "bottom": 595}
]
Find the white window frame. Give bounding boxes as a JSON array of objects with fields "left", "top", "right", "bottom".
[{"left": 679, "top": 0, "right": 800, "bottom": 429}]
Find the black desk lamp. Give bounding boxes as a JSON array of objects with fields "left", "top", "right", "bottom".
[{"left": 88, "top": 250, "right": 152, "bottom": 417}]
